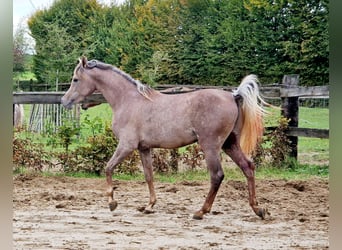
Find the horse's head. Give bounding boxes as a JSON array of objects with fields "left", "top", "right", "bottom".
[{"left": 61, "top": 56, "right": 97, "bottom": 109}]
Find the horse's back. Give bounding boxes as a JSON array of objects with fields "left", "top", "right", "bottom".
[{"left": 151, "top": 89, "right": 238, "bottom": 146}]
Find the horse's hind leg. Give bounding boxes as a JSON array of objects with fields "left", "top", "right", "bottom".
[
  {"left": 222, "top": 133, "right": 268, "bottom": 219},
  {"left": 193, "top": 147, "right": 224, "bottom": 220},
  {"left": 139, "top": 148, "right": 156, "bottom": 213}
]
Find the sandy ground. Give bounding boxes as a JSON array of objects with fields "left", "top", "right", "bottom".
[{"left": 13, "top": 174, "right": 328, "bottom": 249}]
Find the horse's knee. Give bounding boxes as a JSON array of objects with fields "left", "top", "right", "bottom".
[
  {"left": 217, "top": 170, "right": 225, "bottom": 183},
  {"left": 211, "top": 170, "right": 224, "bottom": 189}
]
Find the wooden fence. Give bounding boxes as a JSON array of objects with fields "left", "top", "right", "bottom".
[{"left": 13, "top": 75, "right": 329, "bottom": 159}]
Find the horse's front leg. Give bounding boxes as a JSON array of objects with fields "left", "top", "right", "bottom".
[
  {"left": 139, "top": 148, "right": 156, "bottom": 213},
  {"left": 105, "top": 144, "right": 133, "bottom": 211}
]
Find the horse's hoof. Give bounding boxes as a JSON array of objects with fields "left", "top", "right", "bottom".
[
  {"left": 109, "top": 201, "right": 118, "bottom": 211},
  {"left": 138, "top": 205, "right": 155, "bottom": 214},
  {"left": 258, "top": 207, "right": 269, "bottom": 219},
  {"left": 193, "top": 211, "right": 204, "bottom": 220},
  {"left": 143, "top": 208, "right": 155, "bottom": 214}
]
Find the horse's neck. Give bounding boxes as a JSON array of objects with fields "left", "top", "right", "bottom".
[{"left": 97, "top": 76, "right": 140, "bottom": 111}]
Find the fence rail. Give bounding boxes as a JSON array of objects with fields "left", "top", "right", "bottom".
[
  {"left": 13, "top": 75, "right": 329, "bottom": 159},
  {"left": 12, "top": 85, "right": 329, "bottom": 104},
  {"left": 13, "top": 91, "right": 106, "bottom": 105},
  {"left": 267, "top": 126, "right": 329, "bottom": 139}
]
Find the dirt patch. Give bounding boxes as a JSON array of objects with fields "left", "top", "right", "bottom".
[{"left": 13, "top": 174, "right": 328, "bottom": 249}]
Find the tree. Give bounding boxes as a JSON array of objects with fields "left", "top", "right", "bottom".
[
  {"left": 131, "top": 0, "right": 182, "bottom": 85},
  {"left": 172, "top": 0, "right": 221, "bottom": 85},
  {"left": 283, "top": 0, "right": 329, "bottom": 85},
  {"left": 26, "top": 0, "right": 328, "bottom": 87},
  {"left": 31, "top": 22, "right": 90, "bottom": 87},
  {"left": 13, "top": 22, "right": 30, "bottom": 73},
  {"left": 244, "top": 0, "right": 329, "bottom": 85},
  {"left": 172, "top": 0, "right": 255, "bottom": 85},
  {"left": 28, "top": 0, "right": 102, "bottom": 85},
  {"left": 92, "top": 0, "right": 182, "bottom": 85}
]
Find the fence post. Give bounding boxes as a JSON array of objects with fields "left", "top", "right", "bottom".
[
  {"left": 281, "top": 75, "right": 299, "bottom": 159},
  {"left": 13, "top": 104, "right": 15, "bottom": 126}
]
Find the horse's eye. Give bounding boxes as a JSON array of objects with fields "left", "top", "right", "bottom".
[{"left": 73, "top": 78, "right": 79, "bottom": 83}]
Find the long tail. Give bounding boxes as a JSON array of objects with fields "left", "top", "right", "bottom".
[{"left": 233, "top": 74, "right": 268, "bottom": 157}]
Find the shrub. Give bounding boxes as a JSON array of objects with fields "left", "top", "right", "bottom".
[
  {"left": 57, "top": 120, "right": 80, "bottom": 153},
  {"left": 180, "top": 144, "right": 205, "bottom": 170},
  {"left": 151, "top": 149, "right": 180, "bottom": 173},
  {"left": 254, "top": 117, "right": 292, "bottom": 167},
  {"left": 13, "top": 136, "right": 50, "bottom": 172},
  {"left": 58, "top": 122, "right": 140, "bottom": 175}
]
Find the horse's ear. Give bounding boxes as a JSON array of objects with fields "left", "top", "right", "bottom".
[{"left": 79, "top": 56, "right": 88, "bottom": 68}]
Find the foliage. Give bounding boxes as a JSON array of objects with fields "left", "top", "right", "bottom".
[
  {"left": 82, "top": 114, "right": 104, "bottom": 137},
  {"left": 180, "top": 144, "right": 205, "bottom": 170},
  {"left": 30, "top": 23, "right": 88, "bottom": 86},
  {"left": 56, "top": 121, "right": 140, "bottom": 175},
  {"left": 152, "top": 149, "right": 170, "bottom": 173},
  {"left": 254, "top": 117, "right": 292, "bottom": 168},
  {"left": 13, "top": 136, "right": 50, "bottom": 172},
  {"left": 244, "top": 0, "right": 329, "bottom": 85},
  {"left": 152, "top": 148, "right": 180, "bottom": 173},
  {"left": 57, "top": 119, "right": 80, "bottom": 153},
  {"left": 13, "top": 123, "right": 205, "bottom": 176},
  {"left": 25, "top": 0, "right": 328, "bottom": 87},
  {"left": 13, "top": 22, "right": 35, "bottom": 84},
  {"left": 27, "top": 0, "right": 101, "bottom": 85}
]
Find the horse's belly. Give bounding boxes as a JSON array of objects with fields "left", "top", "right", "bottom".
[{"left": 142, "top": 126, "right": 197, "bottom": 149}]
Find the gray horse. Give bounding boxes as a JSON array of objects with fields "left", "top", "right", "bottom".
[{"left": 62, "top": 56, "right": 269, "bottom": 220}]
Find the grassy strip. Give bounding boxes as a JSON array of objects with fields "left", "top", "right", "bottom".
[{"left": 29, "top": 163, "right": 328, "bottom": 183}]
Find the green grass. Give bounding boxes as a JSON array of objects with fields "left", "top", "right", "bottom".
[
  {"left": 297, "top": 107, "right": 329, "bottom": 164},
  {"left": 143, "top": 163, "right": 328, "bottom": 181},
  {"left": 256, "top": 164, "right": 328, "bottom": 180},
  {"left": 264, "top": 106, "right": 329, "bottom": 165},
  {"left": 78, "top": 103, "right": 112, "bottom": 139},
  {"left": 299, "top": 107, "right": 329, "bottom": 129},
  {"left": 80, "top": 103, "right": 113, "bottom": 121},
  {"left": 264, "top": 106, "right": 329, "bottom": 129},
  {"left": 16, "top": 163, "right": 328, "bottom": 182}
]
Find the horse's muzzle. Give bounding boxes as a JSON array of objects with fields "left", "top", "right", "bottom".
[{"left": 61, "top": 96, "right": 74, "bottom": 110}]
